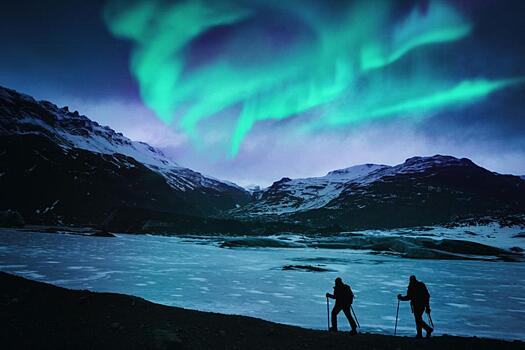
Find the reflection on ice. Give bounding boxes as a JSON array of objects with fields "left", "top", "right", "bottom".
[
  {"left": 188, "top": 277, "right": 208, "bottom": 282},
  {"left": 507, "top": 309, "right": 525, "bottom": 313},
  {"left": 13, "top": 270, "right": 45, "bottom": 279},
  {"left": 446, "top": 303, "right": 470, "bottom": 308},
  {"left": 381, "top": 316, "right": 397, "bottom": 321},
  {"left": 0, "top": 229, "right": 524, "bottom": 341}
]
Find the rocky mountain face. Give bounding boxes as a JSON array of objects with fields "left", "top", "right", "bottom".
[
  {"left": 229, "top": 155, "right": 525, "bottom": 230},
  {"left": 0, "top": 86, "right": 251, "bottom": 226}
]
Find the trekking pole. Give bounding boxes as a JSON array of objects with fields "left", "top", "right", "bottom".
[
  {"left": 351, "top": 305, "right": 360, "bottom": 328},
  {"left": 326, "top": 297, "right": 330, "bottom": 330},
  {"left": 394, "top": 299, "right": 400, "bottom": 336},
  {"left": 427, "top": 311, "right": 435, "bottom": 328}
]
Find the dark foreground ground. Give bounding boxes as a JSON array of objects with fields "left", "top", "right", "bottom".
[{"left": 1, "top": 272, "right": 523, "bottom": 350}]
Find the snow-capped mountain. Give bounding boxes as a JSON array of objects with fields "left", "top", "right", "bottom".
[
  {"left": 0, "top": 86, "right": 250, "bottom": 225},
  {"left": 230, "top": 164, "right": 388, "bottom": 216},
  {"left": 0, "top": 86, "right": 244, "bottom": 193},
  {"left": 230, "top": 155, "right": 525, "bottom": 229},
  {"left": 231, "top": 157, "right": 480, "bottom": 216}
]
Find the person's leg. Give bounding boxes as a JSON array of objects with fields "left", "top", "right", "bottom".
[
  {"left": 342, "top": 307, "right": 358, "bottom": 333},
  {"left": 421, "top": 313, "right": 433, "bottom": 337},
  {"left": 414, "top": 307, "right": 424, "bottom": 338},
  {"left": 331, "top": 304, "right": 342, "bottom": 331}
]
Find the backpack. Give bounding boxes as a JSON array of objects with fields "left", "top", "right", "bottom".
[
  {"left": 344, "top": 284, "right": 355, "bottom": 304},
  {"left": 422, "top": 282, "right": 430, "bottom": 301},
  {"left": 414, "top": 281, "right": 430, "bottom": 305}
]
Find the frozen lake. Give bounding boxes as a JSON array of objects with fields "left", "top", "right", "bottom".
[{"left": 1, "top": 229, "right": 524, "bottom": 341}]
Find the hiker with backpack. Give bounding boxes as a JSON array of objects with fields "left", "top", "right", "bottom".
[
  {"left": 326, "top": 277, "right": 358, "bottom": 335},
  {"left": 397, "top": 275, "right": 434, "bottom": 338}
]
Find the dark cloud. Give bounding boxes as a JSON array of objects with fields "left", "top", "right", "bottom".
[{"left": 0, "top": 0, "right": 137, "bottom": 101}]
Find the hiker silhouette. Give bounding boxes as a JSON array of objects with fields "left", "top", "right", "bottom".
[
  {"left": 398, "top": 275, "right": 433, "bottom": 338},
  {"left": 326, "top": 277, "right": 358, "bottom": 334}
]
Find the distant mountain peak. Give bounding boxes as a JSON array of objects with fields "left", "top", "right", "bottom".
[
  {"left": 244, "top": 184, "right": 262, "bottom": 192},
  {"left": 404, "top": 154, "right": 474, "bottom": 166},
  {"left": 395, "top": 155, "right": 477, "bottom": 175}
]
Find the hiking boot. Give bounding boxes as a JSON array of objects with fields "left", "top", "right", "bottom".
[
  {"left": 349, "top": 329, "right": 358, "bottom": 336},
  {"left": 329, "top": 327, "right": 338, "bottom": 332},
  {"left": 426, "top": 328, "right": 433, "bottom": 338}
]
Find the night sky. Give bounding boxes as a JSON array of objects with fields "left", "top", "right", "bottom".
[{"left": 1, "top": 0, "right": 525, "bottom": 186}]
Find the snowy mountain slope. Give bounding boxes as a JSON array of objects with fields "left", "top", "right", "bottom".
[
  {"left": 326, "top": 156, "right": 478, "bottom": 188},
  {"left": 229, "top": 164, "right": 389, "bottom": 216},
  {"left": 0, "top": 86, "right": 244, "bottom": 193},
  {"left": 304, "top": 155, "right": 525, "bottom": 229},
  {"left": 0, "top": 86, "right": 250, "bottom": 224},
  {"left": 327, "top": 155, "right": 506, "bottom": 210},
  {"left": 231, "top": 157, "right": 476, "bottom": 216}
]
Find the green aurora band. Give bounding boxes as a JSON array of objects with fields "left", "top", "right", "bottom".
[
  {"left": 308, "top": 78, "right": 525, "bottom": 130},
  {"left": 104, "top": 0, "right": 524, "bottom": 157}
]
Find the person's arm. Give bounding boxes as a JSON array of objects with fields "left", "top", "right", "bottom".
[
  {"left": 326, "top": 292, "right": 335, "bottom": 299},
  {"left": 397, "top": 285, "right": 412, "bottom": 301}
]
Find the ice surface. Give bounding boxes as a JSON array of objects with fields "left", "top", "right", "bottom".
[
  {"left": 350, "top": 224, "right": 525, "bottom": 251},
  {"left": 0, "top": 229, "right": 524, "bottom": 340}
]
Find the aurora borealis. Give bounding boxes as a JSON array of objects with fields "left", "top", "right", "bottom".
[
  {"left": 1, "top": 0, "right": 525, "bottom": 185},
  {"left": 104, "top": 0, "right": 522, "bottom": 157}
]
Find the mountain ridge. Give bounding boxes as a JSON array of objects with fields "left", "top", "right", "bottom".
[
  {"left": 228, "top": 154, "right": 525, "bottom": 230},
  {"left": 1, "top": 85, "right": 524, "bottom": 231},
  {"left": 0, "top": 86, "right": 245, "bottom": 193},
  {"left": 0, "top": 85, "right": 251, "bottom": 225}
]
